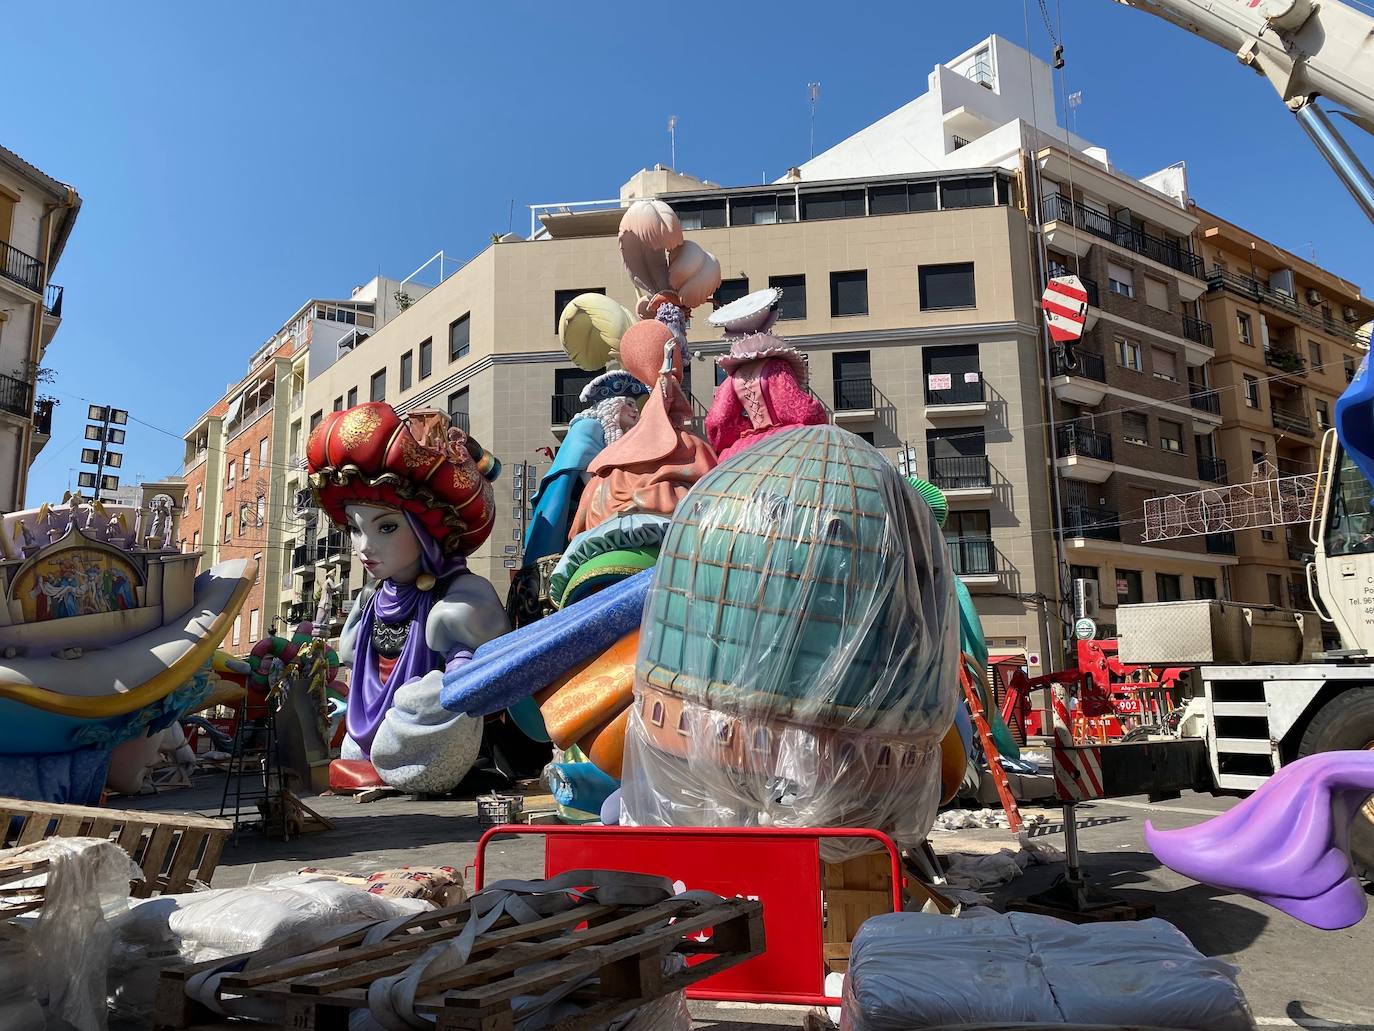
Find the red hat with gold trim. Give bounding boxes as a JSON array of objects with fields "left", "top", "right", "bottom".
[{"left": 306, "top": 403, "right": 498, "bottom": 557}]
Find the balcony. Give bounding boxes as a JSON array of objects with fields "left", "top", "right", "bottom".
[
  {"left": 1048, "top": 263, "right": 1099, "bottom": 307},
  {"left": 290, "top": 392, "right": 304, "bottom": 413},
  {"left": 945, "top": 536, "right": 999, "bottom": 585},
  {"left": 928, "top": 455, "right": 994, "bottom": 498},
  {"left": 44, "top": 284, "right": 63, "bottom": 318},
  {"left": 1040, "top": 195, "right": 1203, "bottom": 280},
  {"left": 551, "top": 392, "right": 581, "bottom": 436},
  {"left": 32, "top": 398, "right": 54, "bottom": 436},
  {"left": 1264, "top": 346, "right": 1306, "bottom": 378},
  {"left": 1205, "top": 532, "right": 1237, "bottom": 555},
  {"left": 292, "top": 539, "right": 325, "bottom": 570},
  {"left": 1208, "top": 267, "right": 1364, "bottom": 345},
  {"left": 1187, "top": 388, "right": 1221, "bottom": 415},
  {"left": 1062, "top": 505, "right": 1122, "bottom": 542},
  {"left": 450, "top": 410, "right": 471, "bottom": 435},
  {"left": 923, "top": 374, "right": 988, "bottom": 417},
  {"left": 0, "top": 240, "right": 43, "bottom": 294},
  {"left": 323, "top": 529, "right": 348, "bottom": 561},
  {"left": 1050, "top": 349, "right": 1107, "bottom": 406},
  {"left": 1181, "top": 314, "right": 1213, "bottom": 348},
  {"left": 1273, "top": 409, "right": 1313, "bottom": 436},
  {"left": 1287, "top": 536, "right": 1314, "bottom": 563},
  {"left": 0, "top": 372, "right": 33, "bottom": 420},
  {"left": 1054, "top": 424, "right": 1114, "bottom": 482},
  {"left": 1197, "top": 455, "right": 1228, "bottom": 484}
]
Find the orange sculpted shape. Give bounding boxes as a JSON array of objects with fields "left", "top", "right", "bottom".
[
  {"left": 536, "top": 631, "right": 639, "bottom": 747},
  {"left": 939, "top": 723, "right": 966, "bottom": 805},
  {"left": 578, "top": 706, "right": 631, "bottom": 780}
]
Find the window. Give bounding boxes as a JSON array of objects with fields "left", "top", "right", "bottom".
[
  {"left": 242, "top": 448, "right": 251, "bottom": 478},
  {"left": 1251, "top": 438, "right": 1268, "bottom": 467},
  {"left": 1160, "top": 419, "right": 1183, "bottom": 453},
  {"left": 233, "top": 615, "right": 242, "bottom": 647},
  {"left": 669, "top": 198, "right": 726, "bottom": 230},
  {"left": 830, "top": 270, "right": 868, "bottom": 317},
  {"left": 1194, "top": 576, "right": 1218, "bottom": 600},
  {"left": 195, "top": 485, "right": 203, "bottom": 510},
  {"left": 1143, "top": 276, "right": 1169, "bottom": 311},
  {"left": 1267, "top": 573, "right": 1284, "bottom": 607},
  {"left": 370, "top": 369, "right": 386, "bottom": 403},
  {"left": 1237, "top": 312, "right": 1253, "bottom": 345},
  {"left": 192, "top": 530, "right": 201, "bottom": 549},
  {"left": 420, "top": 338, "right": 433, "bottom": 379},
  {"left": 346, "top": 387, "right": 358, "bottom": 409},
  {"left": 310, "top": 409, "right": 324, "bottom": 430},
  {"left": 868, "top": 181, "right": 938, "bottom": 214},
  {"left": 1070, "top": 564, "right": 1098, "bottom": 587},
  {"left": 1116, "top": 336, "right": 1143, "bottom": 372},
  {"left": 1261, "top": 528, "right": 1275, "bottom": 541},
  {"left": 1155, "top": 573, "right": 1182, "bottom": 602},
  {"left": 257, "top": 496, "right": 266, "bottom": 523},
  {"left": 1308, "top": 341, "right": 1322, "bottom": 368},
  {"left": 939, "top": 176, "right": 996, "bottom": 208},
  {"left": 919, "top": 262, "right": 976, "bottom": 310},
  {"left": 714, "top": 277, "right": 749, "bottom": 307},
  {"left": 856, "top": 430, "right": 876, "bottom": 444},
  {"left": 553, "top": 288, "right": 604, "bottom": 332},
  {"left": 1317, "top": 398, "right": 1331, "bottom": 429},
  {"left": 332, "top": 396, "right": 343, "bottom": 412},
  {"left": 1123, "top": 412, "right": 1149, "bottom": 446},
  {"left": 226, "top": 461, "right": 236, "bottom": 488},
  {"left": 259, "top": 437, "right": 268, "bottom": 466},
  {"left": 249, "top": 608, "right": 260, "bottom": 642},
  {"left": 923, "top": 344, "right": 981, "bottom": 404},
  {"left": 224, "top": 513, "right": 233, "bottom": 542},
  {"left": 729, "top": 193, "right": 796, "bottom": 225},
  {"left": 800, "top": 189, "right": 864, "bottom": 221},
  {"left": 1116, "top": 569, "right": 1143, "bottom": 604},
  {"left": 1244, "top": 375, "right": 1261, "bottom": 408},
  {"left": 1345, "top": 354, "right": 1357, "bottom": 382},
  {"left": 769, "top": 275, "right": 807, "bottom": 320},
  {"left": 253, "top": 553, "right": 261, "bottom": 584},
  {"left": 448, "top": 387, "right": 469, "bottom": 430},
  {"left": 833, "top": 351, "right": 873, "bottom": 410},
  {"left": 1107, "top": 262, "right": 1134, "bottom": 298},
  {"left": 400, "top": 351, "right": 413, "bottom": 392},
  {"left": 1151, "top": 346, "right": 1178, "bottom": 382},
  {"left": 1323, "top": 446, "right": 1374, "bottom": 556},
  {"left": 449, "top": 313, "right": 471, "bottom": 361}
]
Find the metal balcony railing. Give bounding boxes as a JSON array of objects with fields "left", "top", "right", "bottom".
[
  {"left": 1062, "top": 505, "right": 1121, "bottom": 541},
  {"left": 834, "top": 376, "right": 877, "bottom": 411},
  {"left": 324, "top": 530, "right": 348, "bottom": 557},
  {"left": 0, "top": 372, "right": 33, "bottom": 419},
  {"left": 1051, "top": 349, "right": 1106, "bottom": 382},
  {"left": 1264, "top": 347, "right": 1307, "bottom": 376},
  {"left": 291, "top": 539, "right": 324, "bottom": 570},
  {"left": 1273, "top": 409, "right": 1312, "bottom": 436},
  {"left": 450, "top": 410, "right": 471, "bottom": 434},
  {"left": 1047, "top": 263, "right": 1099, "bottom": 307},
  {"left": 1181, "top": 314, "right": 1213, "bottom": 347},
  {"left": 1055, "top": 424, "right": 1113, "bottom": 462},
  {"left": 44, "top": 284, "right": 63, "bottom": 317},
  {"left": 551, "top": 392, "right": 581, "bottom": 425},
  {"left": 33, "top": 399, "right": 54, "bottom": 436},
  {"left": 1208, "top": 267, "right": 1364, "bottom": 345},
  {"left": 1197, "top": 455, "right": 1228, "bottom": 484},
  {"left": 1188, "top": 388, "right": 1221, "bottom": 415},
  {"left": 1205, "top": 531, "right": 1237, "bottom": 555},
  {"left": 690, "top": 395, "right": 708, "bottom": 436},
  {"left": 924, "top": 374, "right": 985, "bottom": 406},
  {"left": 1040, "top": 195, "right": 1203, "bottom": 278},
  {"left": 946, "top": 536, "right": 995, "bottom": 575},
  {"left": 0, "top": 240, "right": 43, "bottom": 293},
  {"left": 929, "top": 454, "right": 991, "bottom": 490}
]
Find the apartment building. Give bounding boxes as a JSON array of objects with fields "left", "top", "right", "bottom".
[
  {"left": 0, "top": 145, "right": 80, "bottom": 512},
  {"left": 1194, "top": 207, "right": 1374, "bottom": 611},
  {"left": 179, "top": 277, "right": 421, "bottom": 647}
]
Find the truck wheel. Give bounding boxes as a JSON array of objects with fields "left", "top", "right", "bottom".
[{"left": 1298, "top": 687, "right": 1374, "bottom": 879}]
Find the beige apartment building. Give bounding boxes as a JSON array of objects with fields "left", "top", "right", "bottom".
[
  {"left": 1194, "top": 208, "right": 1374, "bottom": 614},
  {"left": 297, "top": 165, "right": 1066, "bottom": 672}
]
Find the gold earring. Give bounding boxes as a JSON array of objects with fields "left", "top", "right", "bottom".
[{"left": 416, "top": 573, "right": 437, "bottom": 592}]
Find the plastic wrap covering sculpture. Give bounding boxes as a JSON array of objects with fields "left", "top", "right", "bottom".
[{"left": 619, "top": 425, "right": 959, "bottom": 856}]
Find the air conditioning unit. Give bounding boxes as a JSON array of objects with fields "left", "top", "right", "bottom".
[
  {"left": 1305, "top": 288, "right": 1323, "bottom": 305},
  {"left": 1344, "top": 306, "right": 1361, "bottom": 324},
  {"left": 1072, "top": 577, "right": 1099, "bottom": 620}
]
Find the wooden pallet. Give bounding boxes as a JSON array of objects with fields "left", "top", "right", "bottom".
[
  {"left": 155, "top": 892, "right": 764, "bottom": 1031},
  {"left": 0, "top": 796, "right": 231, "bottom": 897},
  {"left": 822, "top": 851, "right": 901, "bottom": 975}
]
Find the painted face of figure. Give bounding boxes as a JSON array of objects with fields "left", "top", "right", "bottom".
[{"left": 345, "top": 504, "right": 423, "bottom": 585}]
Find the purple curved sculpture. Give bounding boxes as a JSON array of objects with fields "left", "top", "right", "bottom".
[{"left": 1144, "top": 750, "right": 1374, "bottom": 930}]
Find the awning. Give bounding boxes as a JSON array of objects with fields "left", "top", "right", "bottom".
[{"left": 224, "top": 393, "right": 244, "bottom": 425}]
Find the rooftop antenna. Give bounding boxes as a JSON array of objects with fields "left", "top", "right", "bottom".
[
  {"left": 668, "top": 115, "right": 678, "bottom": 170},
  {"left": 808, "top": 83, "right": 821, "bottom": 158}
]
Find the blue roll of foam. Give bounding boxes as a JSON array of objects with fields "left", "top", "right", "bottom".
[{"left": 547, "top": 761, "right": 619, "bottom": 815}]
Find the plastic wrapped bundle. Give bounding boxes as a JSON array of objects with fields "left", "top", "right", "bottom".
[{"left": 620, "top": 425, "right": 958, "bottom": 856}]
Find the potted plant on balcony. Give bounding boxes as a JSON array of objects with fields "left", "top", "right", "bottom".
[{"left": 1268, "top": 348, "right": 1305, "bottom": 374}]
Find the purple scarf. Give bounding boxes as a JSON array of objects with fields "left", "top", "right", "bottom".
[{"left": 347, "top": 512, "right": 466, "bottom": 756}]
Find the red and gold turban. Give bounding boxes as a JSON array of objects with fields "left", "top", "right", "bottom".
[{"left": 306, "top": 403, "right": 497, "bottom": 557}]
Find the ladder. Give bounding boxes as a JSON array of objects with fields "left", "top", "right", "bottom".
[{"left": 959, "top": 655, "right": 1024, "bottom": 833}]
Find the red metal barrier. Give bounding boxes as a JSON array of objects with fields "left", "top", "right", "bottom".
[{"left": 474, "top": 824, "right": 902, "bottom": 1008}]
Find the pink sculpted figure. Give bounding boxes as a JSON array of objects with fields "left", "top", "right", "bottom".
[{"left": 706, "top": 288, "right": 827, "bottom": 462}]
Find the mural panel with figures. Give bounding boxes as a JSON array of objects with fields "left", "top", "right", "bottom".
[{"left": 11, "top": 548, "right": 142, "bottom": 622}]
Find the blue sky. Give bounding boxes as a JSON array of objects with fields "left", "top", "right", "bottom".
[{"left": 8, "top": 1, "right": 1372, "bottom": 504}]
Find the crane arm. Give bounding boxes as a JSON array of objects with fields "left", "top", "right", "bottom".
[{"left": 1113, "top": 0, "right": 1374, "bottom": 219}]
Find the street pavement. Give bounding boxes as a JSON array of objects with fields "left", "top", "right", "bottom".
[{"left": 122, "top": 776, "right": 1374, "bottom": 1029}]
